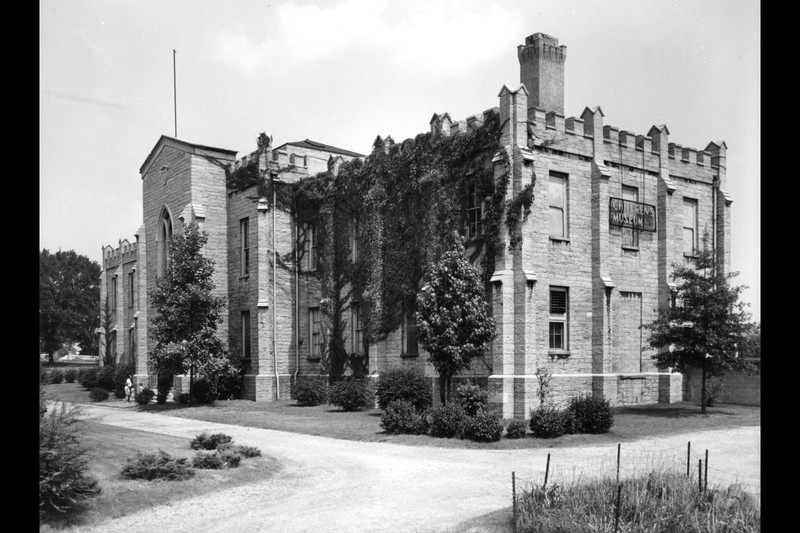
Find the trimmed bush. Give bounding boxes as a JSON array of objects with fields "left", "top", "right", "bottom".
[
  {"left": 192, "top": 378, "right": 217, "bottom": 404},
  {"left": 121, "top": 450, "right": 195, "bottom": 481},
  {"left": 78, "top": 367, "right": 99, "bottom": 389},
  {"left": 64, "top": 368, "right": 78, "bottom": 383},
  {"left": 156, "top": 392, "right": 168, "bottom": 404},
  {"left": 380, "top": 399, "right": 418, "bottom": 434},
  {"left": 463, "top": 409, "right": 504, "bottom": 442},
  {"left": 190, "top": 432, "right": 233, "bottom": 450},
  {"left": 567, "top": 395, "right": 614, "bottom": 434},
  {"left": 219, "top": 443, "right": 262, "bottom": 458},
  {"left": 292, "top": 378, "right": 328, "bottom": 406},
  {"left": 39, "top": 403, "right": 100, "bottom": 517},
  {"left": 455, "top": 381, "right": 489, "bottom": 416},
  {"left": 192, "top": 452, "right": 225, "bottom": 470},
  {"left": 95, "top": 365, "right": 117, "bottom": 391},
  {"left": 134, "top": 388, "right": 155, "bottom": 405},
  {"left": 328, "top": 379, "right": 369, "bottom": 411},
  {"left": 113, "top": 364, "right": 134, "bottom": 398},
  {"left": 49, "top": 369, "right": 64, "bottom": 385},
  {"left": 529, "top": 406, "right": 572, "bottom": 439},
  {"left": 505, "top": 419, "right": 528, "bottom": 439},
  {"left": 215, "top": 447, "right": 242, "bottom": 468},
  {"left": 427, "top": 403, "right": 469, "bottom": 438},
  {"left": 177, "top": 392, "right": 190, "bottom": 404},
  {"left": 88, "top": 388, "right": 110, "bottom": 402},
  {"left": 375, "top": 368, "right": 432, "bottom": 411}
]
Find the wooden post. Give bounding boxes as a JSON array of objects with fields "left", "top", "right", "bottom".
[
  {"left": 616, "top": 443, "right": 621, "bottom": 484},
  {"left": 544, "top": 453, "right": 551, "bottom": 488},
  {"left": 512, "top": 471, "right": 517, "bottom": 533},
  {"left": 687, "top": 442, "right": 691, "bottom": 477},
  {"left": 704, "top": 450, "right": 709, "bottom": 492},
  {"left": 698, "top": 460, "right": 703, "bottom": 493}
]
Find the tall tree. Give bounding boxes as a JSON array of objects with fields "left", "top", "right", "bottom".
[
  {"left": 415, "top": 240, "right": 497, "bottom": 403},
  {"left": 39, "top": 249, "right": 101, "bottom": 363},
  {"left": 100, "top": 297, "right": 115, "bottom": 366},
  {"left": 643, "top": 233, "right": 755, "bottom": 413},
  {"left": 148, "top": 222, "right": 228, "bottom": 403}
]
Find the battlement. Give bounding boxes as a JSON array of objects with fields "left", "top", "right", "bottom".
[
  {"left": 102, "top": 238, "right": 138, "bottom": 265},
  {"left": 429, "top": 107, "right": 499, "bottom": 137}
]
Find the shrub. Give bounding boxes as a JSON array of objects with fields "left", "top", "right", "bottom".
[
  {"left": 375, "top": 368, "right": 432, "bottom": 411},
  {"left": 505, "top": 419, "right": 527, "bottom": 439},
  {"left": 328, "top": 379, "right": 369, "bottom": 411},
  {"left": 192, "top": 452, "right": 225, "bottom": 470},
  {"left": 64, "top": 368, "right": 77, "bottom": 383},
  {"left": 529, "top": 406, "right": 572, "bottom": 439},
  {"left": 78, "top": 367, "right": 99, "bottom": 389},
  {"left": 39, "top": 403, "right": 100, "bottom": 517},
  {"left": 121, "top": 450, "right": 195, "bottom": 481},
  {"left": 292, "top": 378, "right": 328, "bottom": 406},
  {"left": 135, "top": 388, "right": 155, "bottom": 405},
  {"left": 177, "top": 392, "right": 190, "bottom": 404},
  {"left": 192, "top": 378, "right": 217, "bottom": 404},
  {"left": 190, "top": 432, "right": 233, "bottom": 450},
  {"left": 213, "top": 361, "right": 245, "bottom": 400},
  {"left": 705, "top": 376, "right": 728, "bottom": 407},
  {"left": 95, "top": 365, "right": 117, "bottom": 391},
  {"left": 455, "top": 381, "right": 489, "bottom": 416},
  {"left": 567, "top": 395, "right": 614, "bottom": 434},
  {"left": 88, "top": 388, "right": 110, "bottom": 402},
  {"left": 219, "top": 443, "right": 262, "bottom": 458},
  {"left": 463, "top": 409, "right": 504, "bottom": 442},
  {"left": 49, "top": 369, "right": 64, "bottom": 385},
  {"left": 156, "top": 392, "right": 168, "bottom": 404},
  {"left": 380, "top": 399, "right": 418, "bottom": 434},
  {"left": 215, "top": 447, "right": 242, "bottom": 468},
  {"left": 113, "top": 364, "right": 135, "bottom": 398},
  {"left": 427, "top": 403, "right": 469, "bottom": 438},
  {"left": 40, "top": 385, "right": 48, "bottom": 419}
]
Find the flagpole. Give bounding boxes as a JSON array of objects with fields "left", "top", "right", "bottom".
[{"left": 173, "top": 49, "right": 177, "bottom": 137}]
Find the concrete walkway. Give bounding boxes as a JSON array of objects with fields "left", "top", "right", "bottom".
[{"left": 69, "top": 402, "right": 760, "bottom": 533}]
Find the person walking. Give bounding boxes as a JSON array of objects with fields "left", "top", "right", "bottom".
[{"left": 125, "top": 374, "right": 134, "bottom": 403}]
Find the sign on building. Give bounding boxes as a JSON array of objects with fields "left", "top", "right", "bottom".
[{"left": 609, "top": 197, "right": 656, "bottom": 232}]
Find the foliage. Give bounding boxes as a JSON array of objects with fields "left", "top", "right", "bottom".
[
  {"left": 134, "top": 388, "right": 155, "bottom": 405},
  {"left": 156, "top": 392, "right": 168, "bottom": 404},
  {"left": 219, "top": 443, "right": 262, "bottom": 458},
  {"left": 567, "top": 395, "right": 614, "bottom": 434},
  {"left": 529, "top": 405, "right": 573, "bottom": 439},
  {"left": 148, "top": 222, "right": 230, "bottom": 404},
  {"left": 191, "top": 378, "right": 216, "bottom": 404},
  {"left": 427, "top": 403, "right": 469, "bottom": 439},
  {"left": 191, "top": 451, "right": 225, "bottom": 470},
  {"left": 704, "top": 376, "right": 728, "bottom": 407},
  {"left": 177, "top": 392, "right": 190, "bottom": 404},
  {"left": 516, "top": 471, "right": 760, "bottom": 533},
  {"left": 78, "top": 367, "right": 99, "bottom": 389},
  {"left": 88, "top": 388, "right": 110, "bottom": 402},
  {"left": 95, "top": 364, "right": 117, "bottom": 391},
  {"left": 328, "top": 379, "right": 369, "bottom": 411},
  {"left": 39, "top": 249, "right": 101, "bottom": 362},
  {"left": 462, "top": 409, "right": 504, "bottom": 442},
  {"left": 739, "top": 321, "right": 761, "bottom": 360},
  {"left": 114, "top": 364, "right": 135, "bottom": 398},
  {"left": 455, "top": 381, "right": 489, "bottom": 416},
  {"left": 212, "top": 358, "right": 245, "bottom": 400},
  {"left": 375, "top": 368, "right": 432, "bottom": 411},
  {"left": 380, "top": 399, "right": 419, "bottom": 434},
  {"left": 292, "top": 377, "right": 328, "bottom": 406},
  {"left": 120, "top": 450, "right": 195, "bottom": 481},
  {"left": 415, "top": 240, "right": 496, "bottom": 403},
  {"left": 64, "top": 368, "right": 77, "bottom": 383},
  {"left": 215, "top": 446, "right": 243, "bottom": 468},
  {"left": 49, "top": 369, "right": 64, "bottom": 384},
  {"left": 505, "top": 419, "right": 528, "bottom": 439},
  {"left": 40, "top": 384, "right": 48, "bottom": 418},
  {"left": 535, "top": 365, "right": 553, "bottom": 406},
  {"left": 190, "top": 432, "right": 233, "bottom": 451},
  {"left": 39, "top": 403, "right": 100, "bottom": 517},
  {"left": 643, "top": 233, "right": 755, "bottom": 413},
  {"left": 100, "top": 297, "right": 115, "bottom": 366}
]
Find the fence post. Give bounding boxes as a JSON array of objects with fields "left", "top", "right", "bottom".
[
  {"left": 687, "top": 442, "right": 691, "bottom": 477},
  {"left": 616, "top": 443, "right": 621, "bottom": 484},
  {"left": 704, "top": 450, "right": 709, "bottom": 492},
  {"left": 544, "top": 453, "right": 551, "bottom": 488},
  {"left": 613, "top": 482, "right": 622, "bottom": 533},
  {"left": 512, "top": 471, "right": 517, "bottom": 533},
  {"left": 698, "top": 459, "right": 703, "bottom": 493}
]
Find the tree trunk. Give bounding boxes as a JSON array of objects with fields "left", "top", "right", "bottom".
[
  {"left": 700, "top": 364, "right": 707, "bottom": 414},
  {"left": 439, "top": 372, "right": 448, "bottom": 404},
  {"left": 189, "top": 363, "right": 195, "bottom": 405}
]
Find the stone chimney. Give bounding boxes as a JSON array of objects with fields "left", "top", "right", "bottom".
[{"left": 518, "top": 33, "right": 567, "bottom": 115}]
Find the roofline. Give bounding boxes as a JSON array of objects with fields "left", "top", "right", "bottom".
[
  {"left": 274, "top": 138, "right": 364, "bottom": 158},
  {"left": 139, "top": 135, "right": 238, "bottom": 177}
]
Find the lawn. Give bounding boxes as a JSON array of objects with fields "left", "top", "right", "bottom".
[{"left": 45, "top": 382, "right": 760, "bottom": 450}]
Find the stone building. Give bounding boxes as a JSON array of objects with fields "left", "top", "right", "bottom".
[{"left": 99, "top": 32, "right": 732, "bottom": 415}]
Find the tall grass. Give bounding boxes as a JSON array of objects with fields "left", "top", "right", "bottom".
[{"left": 516, "top": 470, "right": 760, "bottom": 532}]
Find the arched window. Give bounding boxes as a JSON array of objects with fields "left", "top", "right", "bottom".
[{"left": 157, "top": 209, "right": 173, "bottom": 277}]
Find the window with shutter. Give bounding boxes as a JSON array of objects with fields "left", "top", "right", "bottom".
[{"left": 549, "top": 287, "right": 568, "bottom": 351}]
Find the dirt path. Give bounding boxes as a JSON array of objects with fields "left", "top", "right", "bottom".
[{"left": 71, "top": 403, "right": 760, "bottom": 533}]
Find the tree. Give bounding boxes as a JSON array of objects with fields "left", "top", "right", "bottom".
[
  {"left": 39, "top": 249, "right": 101, "bottom": 363},
  {"left": 643, "top": 233, "right": 755, "bottom": 413},
  {"left": 415, "top": 240, "right": 497, "bottom": 403},
  {"left": 148, "top": 223, "right": 228, "bottom": 403},
  {"left": 100, "top": 297, "right": 115, "bottom": 366}
]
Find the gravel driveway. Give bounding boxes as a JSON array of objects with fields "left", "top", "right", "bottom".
[{"left": 71, "top": 403, "right": 760, "bottom": 533}]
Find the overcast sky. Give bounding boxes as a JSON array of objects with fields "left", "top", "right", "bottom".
[{"left": 39, "top": 0, "right": 760, "bottom": 322}]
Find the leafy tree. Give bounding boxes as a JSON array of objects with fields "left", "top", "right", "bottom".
[
  {"left": 415, "top": 240, "right": 497, "bottom": 403},
  {"left": 148, "top": 223, "right": 228, "bottom": 403},
  {"left": 100, "top": 297, "right": 115, "bottom": 366},
  {"left": 39, "top": 249, "right": 101, "bottom": 363},
  {"left": 643, "top": 233, "right": 755, "bottom": 413}
]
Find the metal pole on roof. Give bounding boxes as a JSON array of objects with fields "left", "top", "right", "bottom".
[{"left": 173, "top": 49, "right": 177, "bottom": 138}]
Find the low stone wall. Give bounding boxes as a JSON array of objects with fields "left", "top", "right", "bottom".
[{"left": 683, "top": 362, "right": 760, "bottom": 406}]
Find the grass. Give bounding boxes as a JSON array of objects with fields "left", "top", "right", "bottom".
[
  {"left": 40, "top": 389, "right": 280, "bottom": 532},
  {"left": 45, "top": 382, "right": 760, "bottom": 450}
]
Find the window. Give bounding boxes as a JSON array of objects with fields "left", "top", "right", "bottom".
[
  {"left": 351, "top": 304, "right": 363, "bottom": 355},
  {"left": 465, "top": 179, "right": 481, "bottom": 238},
  {"left": 350, "top": 218, "right": 359, "bottom": 263},
  {"left": 111, "top": 277, "right": 117, "bottom": 310},
  {"left": 309, "top": 307, "right": 322, "bottom": 359},
  {"left": 621, "top": 186, "right": 639, "bottom": 248},
  {"left": 128, "top": 328, "right": 135, "bottom": 360},
  {"left": 549, "top": 173, "right": 567, "bottom": 238},
  {"left": 240, "top": 218, "right": 250, "bottom": 275},
  {"left": 549, "top": 287, "right": 568, "bottom": 350},
  {"left": 109, "top": 330, "right": 117, "bottom": 362},
  {"left": 241, "top": 310, "right": 251, "bottom": 360},
  {"left": 128, "top": 272, "right": 135, "bottom": 308},
  {"left": 683, "top": 198, "right": 698, "bottom": 256},
  {"left": 306, "top": 224, "right": 318, "bottom": 271},
  {"left": 157, "top": 210, "right": 172, "bottom": 277},
  {"left": 402, "top": 314, "right": 419, "bottom": 356}
]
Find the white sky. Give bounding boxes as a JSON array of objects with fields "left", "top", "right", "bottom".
[{"left": 39, "top": 0, "right": 760, "bottom": 322}]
